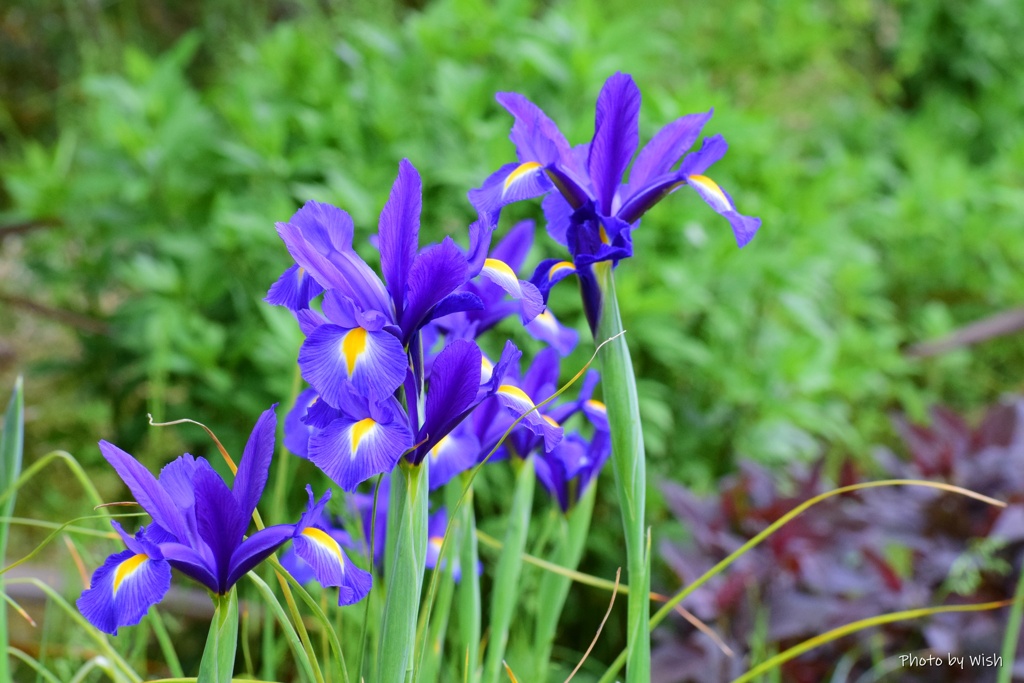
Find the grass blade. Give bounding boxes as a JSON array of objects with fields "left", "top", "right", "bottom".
[{"left": 0, "top": 377, "right": 24, "bottom": 683}]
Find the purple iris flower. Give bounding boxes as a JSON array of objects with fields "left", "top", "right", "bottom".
[
  {"left": 77, "top": 407, "right": 370, "bottom": 635},
  {"left": 469, "top": 72, "right": 760, "bottom": 330},
  {"left": 269, "top": 161, "right": 551, "bottom": 492},
  {"left": 437, "top": 219, "right": 579, "bottom": 357},
  {"left": 535, "top": 422, "right": 611, "bottom": 512}
]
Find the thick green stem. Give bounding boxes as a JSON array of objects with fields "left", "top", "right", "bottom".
[
  {"left": 378, "top": 458, "right": 429, "bottom": 683},
  {"left": 481, "top": 457, "right": 535, "bottom": 683},
  {"left": 197, "top": 589, "right": 239, "bottom": 683},
  {"left": 532, "top": 483, "right": 596, "bottom": 680},
  {"left": 593, "top": 264, "right": 650, "bottom": 683}
]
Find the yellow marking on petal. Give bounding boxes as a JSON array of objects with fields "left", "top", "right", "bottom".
[
  {"left": 599, "top": 224, "right": 610, "bottom": 244},
  {"left": 341, "top": 327, "right": 369, "bottom": 374},
  {"left": 429, "top": 536, "right": 444, "bottom": 551},
  {"left": 113, "top": 554, "right": 148, "bottom": 595},
  {"left": 297, "top": 266, "right": 306, "bottom": 278},
  {"left": 350, "top": 418, "right": 377, "bottom": 454},
  {"left": 547, "top": 261, "right": 576, "bottom": 280},
  {"left": 585, "top": 399, "right": 607, "bottom": 414},
  {"left": 533, "top": 309, "right": 556, "bottom": 330},
  {"left": 480, "top": 356, "right": 494, "bottom": 384},
  {"left": 498, "top": 384, "right": 535, "bottom": 407},
  {"left": 483, "top": 258, "right": 519, "bottom": 283},
  {"left": 503, "top": 161, "right": 542, "bottom": 194},
  {"left": 430, "top": 435, "right": 451, "bottom": 461},
  {"left": 543, "top": 415, "right": 560, "bottom": 428},
  {"left": 301, "top": 527, "right": 345, "bottom": 566},
  {"left": 687, "top": 174, "right": 732, "bottom": 209}
]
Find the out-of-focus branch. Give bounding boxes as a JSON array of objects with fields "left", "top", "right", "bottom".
[
  {"left": 907, "top": 307, "right": 1024, "bottom": 357},
  {"left": 0, "top": 218, "right": 61, "bottom": 241},
  {"left": 0, "top": 292, "right": 108, "bottom": 335}
]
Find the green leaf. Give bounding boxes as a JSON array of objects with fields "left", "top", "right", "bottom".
[
  {"left": 481, "top": 456, "right": 535, "bottom": 683},
  {"left": 0, "top": 377, "right": 24, "bottom": 683}
]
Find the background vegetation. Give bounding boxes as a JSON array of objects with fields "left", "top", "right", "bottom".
[{"left": 1, "top": 0, "right": 1022, "bottom": 678}]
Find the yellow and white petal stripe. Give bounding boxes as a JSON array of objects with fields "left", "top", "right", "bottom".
[
  {"left": 307, "top": 403, "right": 412, "bottom": 492},
  {"left": 112, "top": 553, "right": 149, "bottom": 595},
  {"left": 547, "top": 260, "right": 576, "bottom": 282},
  {"left": 76, "top": 549, "right": 172, "bottom": 635},
  {"left": 502, "top": 161, "right": 543, "bottom": 197},
  {"left": 295, "top": 526, "right": 347, "bottom": 586},
  {"left": 480, "top": 355, "right": 495, "bottom": 385},
  {"left": 687, "top": 174, "right": 734, "bottom": 213}
]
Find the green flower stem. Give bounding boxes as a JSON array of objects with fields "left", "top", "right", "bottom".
[
  {"left": 998, "top": 553, "right": 1024, "bottom": 683},
  {"left": 481, "top": 456, "right": 536, "bottom": 683},
  {"left": 594, "top": 264, "right": 650, "bottom": 683},
  {"left": 532, "top": 483, "right": 597, "bottom": 680},
  {"left": 198, "top": 589, "right": 239, "bottom": 683},
  {"left": 378, "top": 458, "right": 429, "bottom": 683},
  {"left": 456, "top": 477, "right": 481, "bottom": 683}
]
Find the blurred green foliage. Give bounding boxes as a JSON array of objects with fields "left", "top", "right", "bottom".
[{"left": 1, "top": 0, "right": 1023, "bottom": 482}]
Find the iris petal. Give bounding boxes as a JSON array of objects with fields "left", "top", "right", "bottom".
[
  {"left": 77, "top": 549, "right": 171, "bottom": 635},
  {"left": 378, "top": 159, "right": 421, "bottom": 318},
  {"left": 494, "top": 385, "right": 563, "bottom": 452},
  {"left": 98, "top": 441, "right": 191, "bottom": 545},
  {"left": 308, "top": 399, "right": 413, "bottom": 492},
  {"left": 479, "top": 258, "right": 544, "bottom": 323},
  {"left": 298, "top": 324, "right": 407, "bottom": 405},
  {"left": 233, "top": 405, "right": 278, "bottom": 520},
  {"left": 588, "top": 72, "right": 641, "bottom": 215},
  {"left": 293, "top": 528, "right": 373, "bottom": 605}
]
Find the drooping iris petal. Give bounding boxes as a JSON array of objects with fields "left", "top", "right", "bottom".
[
  {"left": 378, "top": 159, "right": 421, "bottom": 317},
  {"left": 400, "top": 237, "right": 471, "bottom": 340},
  {"left": 77, "top": 548, "right": 172, "bottom": 635},
  {"left": 292, "top": 488, "right": 373, "bottom": 605},
  {"left": 233, "top": 405, "right": 278, "bottom": 519},
  {"left": 530, "top": 258, "right": 577, "bottom": 302},
  {"left": 265, "top": 264, "right": 325, "bottom": 311},
  {"left": 524, "top": 309, "right": 578, "bottom": 357},
  {"left": 98, "top": 441, "right": 191, "bottom": 545},
  {"left": 494, "top": 384, "right": 562, "bottom": 453},
  {"left": 588, "top": 72, "right": 641, "bottom": 215},
  {"left": 298, "top": 324, "right": 407, "bottom": 405},
  {"left": 479, "top": 258, "right": 544, "bottom": 323},
  {"left": 685, "top": 175, "right": 761, "bottom": 248},
  {"left": 469, "top": 162, "right": 553, "bottom": 224},
  {"left": 308, "top": 396, "right": 413, "bottom": 492},
  {"left": 293, "top": 527, "right": 373, "bottom": 605}
]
